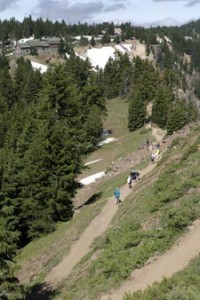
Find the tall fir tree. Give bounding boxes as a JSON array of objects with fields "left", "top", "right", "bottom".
[
  {"left": 167, "top": 101, "right": 187, "bottom": 135},
  {"left": 128, "top": 87, "right": 146, "bottom": 131},
  {"left": 151, "top": 84, "right": 173, "bottom": 129}
]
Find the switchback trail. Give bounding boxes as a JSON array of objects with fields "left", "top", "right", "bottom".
[
  {"left": 100, "top": 219, "right": 200, "bottom": 300},
  {"left": 44, "top": 162, "right": 155, "bottom": 287},
  {"left": 43, "top": 126, "right": 165, "bottom": 288},
  {"left": 100, "top": 126, "right": 200, "bottom": 300}
]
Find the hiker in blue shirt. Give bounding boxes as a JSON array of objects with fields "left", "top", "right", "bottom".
[{"left": 114, "top": 187, "right": 120, "bottom": 205}]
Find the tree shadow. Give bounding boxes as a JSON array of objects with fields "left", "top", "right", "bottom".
[
  {"left": 76, "top": 192, "right": 102, "bottom": 210},
  {"left": 25, "top": 283, "right": 59, "bottom": 300}
]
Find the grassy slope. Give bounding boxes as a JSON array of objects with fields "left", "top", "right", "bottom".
[
  {"left": 53, "top": 126, "right": 200, "bottom": 300},
  {"left": 18, "top": 99, "right": 200, "bottom": 300},
  {"left": 81, "top": 98, "right": 153, "bottom": 177},
  {"left": 16, "top": 98, "right": 152, "bottom": 286}
]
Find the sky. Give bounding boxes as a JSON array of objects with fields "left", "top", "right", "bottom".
[{"left": 1, "top": 0, "right": 200, "bottom": 26}]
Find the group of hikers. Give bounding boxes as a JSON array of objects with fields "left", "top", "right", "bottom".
[
  {"left": 150, "top": 142, "right": 161, "bottom": 163},
  {"left": 127, "top": 169, "right": 140, "bottom": 188},
  {"left": 113, "top": 169, "right": 140, "bottom": 204},
  {"left": 113, "top": 140, "right": 162, "bottom": 205}
]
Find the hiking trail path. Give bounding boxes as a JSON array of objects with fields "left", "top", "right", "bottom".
[
  {"left": 43, "top": 125, "right": 200, "bottom": 300},
  {"left": 44, "top": 157, "right": 156, "bottom": 287},
  {"left": 44, "top": 125, "right": 163, "bottom": 287}
]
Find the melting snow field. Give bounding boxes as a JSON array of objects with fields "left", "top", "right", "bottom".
[
  {"left": 79, "top": 171, "right": 105, "bottom": 185},
  {"left": 31, "top": 61, "right": 48, "bottom": 73},
  {"left": 84, "top": 159, "right": 103, "bottom": 166},
  {"left": 87, "top": 46, "right": 115, "bottom": 69},
  {"left": 98, "top": 137, "right": 118, "bottom": 146}
]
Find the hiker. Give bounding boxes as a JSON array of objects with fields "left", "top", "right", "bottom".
[
  {"left": 151, "top": 153, "right": 156, "bottom": 163},
  {"left": 146, "top": 139, "right": 150, "bottom": 150},
  {"left": 156, "top": 142, "right": 160, "bottom": 150},
  {"left": 155, "top": 149, "right": 160, "bottom": 159},
  {"left": 130, "top": 170, "right": 140, "bottom": 182},
  {"left": 114, "top": 187, "right": 120, "bottom": 205},
  {"left": 127, "top": 175, "right": 132, "bottom": 188}
]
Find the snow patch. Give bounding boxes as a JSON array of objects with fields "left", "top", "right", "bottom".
[
  {"left": 98, "top": 137, "right": 118, "bottom": 146},
  {"left": 31, "top": 61, "right": 48, "bottom": 73},
  {"left": 115, "top": 44, "right": 126, "bottom": 54},
  {"left": 75, "top": 52, "right": 87, "bottom": 61},
  {"left": 19, "top": 36, "right": 34, "bottom": 43},
  {"left": 79, "top": 171, "right": 105, "bottom": 185},
  {"left": 84, "top": 159, "right": 103, "bottom": 166},
  {"left": 87, "top": 46, "right": 115, "bottom": 69},
  {"left": 115, "top": 44, "right": 132, "bottom": 54},
  {"left": 74, "top": 35, "right": 93, "bottom": 41},
  {"left": 122, "top": 44, "right": 132, "bottom": 52}
]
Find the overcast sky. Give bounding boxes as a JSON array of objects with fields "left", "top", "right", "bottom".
[{"left": 0, "top": 0, "right": 200, "bottom": 26}]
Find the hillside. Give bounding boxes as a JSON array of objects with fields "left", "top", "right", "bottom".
[
  {"left": 15, "top": 96, "right": 200, "bottom": 300},
  {"left": 3, "top": 19, "right": 200, "bottom": 300}
]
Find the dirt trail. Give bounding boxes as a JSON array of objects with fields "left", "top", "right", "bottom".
[
  {"left": 42, "top": 125, "right": 200, "bottom": 300},
  {"left": 146, "top": 123, "right": 166, "bottom": 144},
  {"left": 44, "top": 162, "right": 155, "bottom": 287},
  {"left": 43, "top": 127, "right": 165, "bottom": 288},
  {"left": 101, "top": 220, "right": 200, "bottom": 300},
  {"left": 99, "top": 127, "right": 200, "bottom": 300}
]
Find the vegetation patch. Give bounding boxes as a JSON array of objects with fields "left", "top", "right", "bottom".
[{"left": 56, "top": 130, "right": 200, "bottom": 300}]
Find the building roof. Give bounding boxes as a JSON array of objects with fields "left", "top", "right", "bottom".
[
  {"left": 29, "top": 39, "right": 45, "bottom": 47},
  {"left": 17, "top": 37, "right": 60, "bottom": 50},
  {"left": 46, "top": 38, "right": 60, "bottom": 44},
  {"left": 19, "top": 43, "right": 31, "bottom": 49}
]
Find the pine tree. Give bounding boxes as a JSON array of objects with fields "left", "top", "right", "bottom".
[
  {"left": 167, "top": 101, "right": 187, "bottom": 135},
  {"left": 118, "top": 53, "right": 133, "bottom": 98},
  {"left": 22, "top": 69, "right": 43, "bottom": 104},
  {"left": 152, "top": 84, "right": 173, "bottom": 129},
  {"left": 90, "top": 36, "right": 96, "bottom": 47},
  {"left": 0, "top": 213, "right": 24, "bottom": 299},
  {"left": 0, "top": 62, "right": 15, "bottom": 108},
  {"left": 0, "top": 94, "right": 9, "bottom": 147},
  {"left": 14, "top": 58, "right": 33, "bottom": 103},
  {"left": 103, "top": 57, "right": 120, "bottom": 99},
  {"left": 58, "top": 38, "right": 65, "bottom": 56},
  {"left": 128, "top": 87, "right": 146, "bottom": 131}
]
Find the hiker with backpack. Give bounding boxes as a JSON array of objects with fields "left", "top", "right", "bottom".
[
  {"left": 130, "top": 169, "right": 140, "bottom": 182},
  {"left": 127, "top": 175, "right": 132, "bottom": 188},
  {"left": 114, "top": 187, "right": 121, "bottom": 205}
]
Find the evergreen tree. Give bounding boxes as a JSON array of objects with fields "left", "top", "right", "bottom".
[
  {"left": 58, "top": 38, "right": 65, "bottom": 56},
  {"left": 0, "top": 58, "right": 15, "bottom": 108},
  {"left": 22, "top": 70, "right": 43, "bottom": 104},
  {"left": 90, "top": 36, "right": 96, "bottom": 47},
  {"left": 118, "top": 53, "right": 133, "bottom": 98},
  {"left": 14, "top": 58, "right": 33, "bottom": 103},
  {"left": 167, "top": 101, "right": 187, "bottom": 135},
  {"left": 0, "top": 212, "right": 24, "bottom": 299},
  {"left": 128, "top": 87, "right": 146, "bottom": 131},
  {"left": 84, "top": 106, "right": 103, "bottom": 149},
  {"left": 101, "top": 33, "right": 111, "bottom": 45},
  {"left": 0, "top": 94, "right": 9, "bottom": 147},
  {"left": 103, "top": 57, "right": 120, "bottom": 98},
  {"left": 152, "top": 84, "right": 173, "bottom": 129}
]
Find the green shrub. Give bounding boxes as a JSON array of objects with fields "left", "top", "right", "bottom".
[
  {"left": 182, "top": 142, "right": 199, "bottom": 160},
  {"left": 163, "top": 207, "right": 196, "bottom": 231},
  {"left": 170, "top": 137, "right": 184, "bottom": 148}
]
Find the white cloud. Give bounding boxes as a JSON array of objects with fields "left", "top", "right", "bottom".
[{"left": 0, "top": 0, "right": 19, "bottom": 11}]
